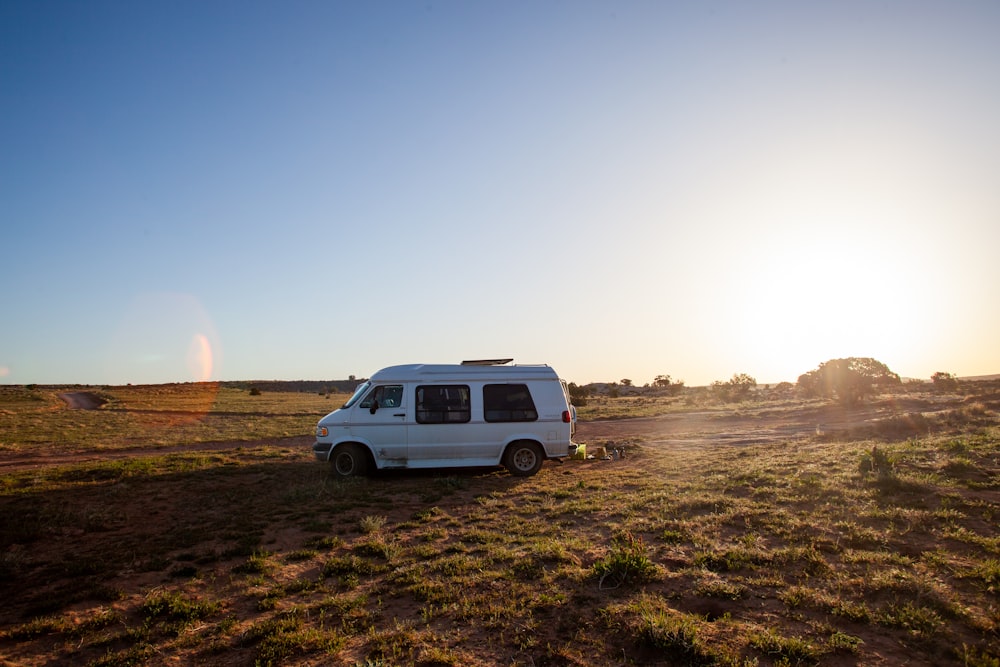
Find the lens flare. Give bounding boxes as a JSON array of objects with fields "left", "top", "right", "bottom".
[
  {"left": 187, "top": 334, "right": 213, "bottom": 382},
  {"left": 105, "top": 292, "right": 223, "bottom": 425},
  {"left": 107, "top": 292, "right": 223, "bottom": 384}
]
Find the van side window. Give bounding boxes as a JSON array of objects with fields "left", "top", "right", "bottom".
[
  {"left": 360, "top": 385, "right": 403, "bottom": 409},
  {"left": 416, "top": 385, "right": 470, "bottom": 424},
  {"left": 483, "top": 384, "right": 538, "bottom": 422}
]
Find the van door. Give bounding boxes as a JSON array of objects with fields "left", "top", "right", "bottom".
[
  {"left": 408, "top": 384, "right": 476, "bottom": 463},
  {"left": 352, "top": 384, "right": 407, "bottom": 466}
]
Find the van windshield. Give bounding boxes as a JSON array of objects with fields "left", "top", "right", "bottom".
[{"left": 341, "top": 381, "right": 371, "bottom": 409}]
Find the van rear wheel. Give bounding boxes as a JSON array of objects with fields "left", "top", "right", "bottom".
[
  {"left": 504, "top": 441, "right": 544, "bottom": 477},
  {"left": 332, "top": 443, "right": 369, "bottom": 478}
]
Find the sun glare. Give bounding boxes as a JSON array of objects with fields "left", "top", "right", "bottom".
[{"left": 727, "top": 200, "right": 926, "bottom": 381}]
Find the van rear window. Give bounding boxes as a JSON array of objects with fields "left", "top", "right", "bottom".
[
  {"left": 416, "top": 385, "right": 471, "bottom": 424},
  {"left": 483, "top": 384, "right": 538, "bottom": 422}
]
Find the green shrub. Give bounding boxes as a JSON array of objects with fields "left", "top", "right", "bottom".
[
  {"left": 593, "top": 531, "right": 657, "bottom": 588},
  {"left": 859, "top": 445, "right": 894, "bottom": 478}
]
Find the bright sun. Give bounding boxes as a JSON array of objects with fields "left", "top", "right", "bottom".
[{"left": 727, "top": 201, "right": 926, "bottom": 382}]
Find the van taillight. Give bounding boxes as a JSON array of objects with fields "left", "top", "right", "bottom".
[{"left": 562, "top": 410, "right": 571, "bottom": 423}]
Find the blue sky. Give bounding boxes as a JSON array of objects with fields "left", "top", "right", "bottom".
[{"left": 3, "top": 1, "right": 999, "bottom": 387}]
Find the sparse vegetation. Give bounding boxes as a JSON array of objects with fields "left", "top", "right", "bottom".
[
  {"left": 593, "top": 530, "right": 658, "bottom": 588},
  {"left": 1, "top": 381, "right": 998, "bottom": 664},
  {"left": 933, "top": 371, "right": 961, "bottom": 391},
  {"left": 711, "top": 372, "right": 758, "bottom": 402},
  {"left": 0, "top": 384, "right": 350, "bottom": 456}
]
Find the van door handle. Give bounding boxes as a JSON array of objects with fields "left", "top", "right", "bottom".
[{"left": 394, "top": 413, "right": 405, "bottom": 417}]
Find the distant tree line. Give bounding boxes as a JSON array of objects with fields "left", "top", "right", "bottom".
[
  {"left": 574, "top": 357, "right": 970, "bottom": 407},
  {"left": 224, "top": 379, "right": 364, "bottom": 395},
  {"left": 232, "top": 361, "right": 967, "bottom": 408}
]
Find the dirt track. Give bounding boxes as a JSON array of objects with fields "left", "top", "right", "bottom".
[
  {"left": 58, "top": 391, "right": 107, "bottom": 410},
  {"left": 578, "top": 401, "right": 884, "bottom": 448}
]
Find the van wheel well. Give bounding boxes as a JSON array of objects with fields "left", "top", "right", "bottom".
[
  {"left": 503, "top": 440, "right": 545, "bottom": 477},
  {"left": 331, "top": 442, "right": 372, "bottom": 478}
]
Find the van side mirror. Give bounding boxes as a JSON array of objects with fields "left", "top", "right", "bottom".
[{"left": 369, "top": 400, "right": 379, "bottom": 415}]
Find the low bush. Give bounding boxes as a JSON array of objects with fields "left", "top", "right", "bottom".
[{"left": 593, "top": 531, "right": 657, "bottom": 588}]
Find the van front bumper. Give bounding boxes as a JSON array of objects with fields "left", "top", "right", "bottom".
[{"left": 313, "top": 441, "right": 333, "bottom": 461}]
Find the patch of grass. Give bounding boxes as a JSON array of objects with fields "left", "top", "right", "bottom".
[
  {"left": 695, "top": 577, "right": 748, "bottom": 600},
  {"left": 4, "top": 615, "right": 71, "bottom": 640},
  {"left": 693, "top": 546, "right": 771, "bottom": 573},
  {"left": 833, "top": 520, "right": 886, "bottom": 548},
  {"left": 593, "top": 531, "right": 658, "bottom": 588},
  {"left": 780, "top": 585, "right": 872, "bottom": 623},
  {"left": 88, "top": 642, "right": 156, "bottom": 667},
  {"left": 749, "top": 627, "right": 821, "bottom": 665},
  {"left": 285, "top": 548, "right": 319, "bottom": 562},
  {"left": 603, "top": 594, "right": 725, "bottom": 665},
  {"left": 411, "top": 506, "right": 443, "bottom": 522},
  {"left": 873, "top": 601, "right": 945, "bottom": 636},
  {"left": 964, "top": 558, "right": 1000, "bottom": 593},
  {"left": 827, "top": 630, "right": 865, "bottom": 653},
  {"left": 140, "top": 590, "right": 219, "bottom": 636},
  {"left": 353, "top": 534, "right": 402, "bottom": 562},
  {"left": 364, "top": 619, "right": 430, "bottom": 664},
  {"left": 431, "top": 553, "right": 479, "bottom": 577},
  {"left": 773, "top": 544, "right": 830, "bottom": 576},
  {"left": 240, "top": 609, "right": 341, "bottom": 666},
  {"left": 359, "top": 514, "right": 387, "bottom": 534},
  {"left": 957, "top": 645, "right": 1000, "bottom": 667},
  {"left": 322, "top": 554, "right": 385, "bottom": 578},
  {"left": 303, "top": 535, "right": 342, "bottom": 550},
  {"left": 313, "top": 592, "right": 376, "bottom": 632},
  {"left": 232, "top": 550, "right": 275, "bottom": 576}
]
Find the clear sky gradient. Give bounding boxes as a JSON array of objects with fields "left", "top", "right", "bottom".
[{"left": 3, "top": 1, "right": 999, "bottom": 387}]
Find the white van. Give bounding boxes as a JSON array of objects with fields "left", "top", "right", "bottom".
[{"left": 313, "top": 361, "right": 577, "bottom": 477}]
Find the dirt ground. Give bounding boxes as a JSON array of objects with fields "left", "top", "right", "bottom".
[
  {"left": 59, "top": 391, "right": 108, "bottom": 410},
  {"left": 2, "top": 388, "right": 997, "bottom": 665},
  {"left": 0, "top": 390, "right": 966, "bottom": 473},
  {"left": 577, "top": 394, "right": 974, "bottom": 447}
]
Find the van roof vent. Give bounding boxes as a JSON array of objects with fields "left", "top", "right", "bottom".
[{"left": 461, "top": 358, "right": 514, "bottom": 366}]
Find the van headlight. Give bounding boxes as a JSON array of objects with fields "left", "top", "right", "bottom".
[{"left": 317, "top": 426, "right": 329, "bottom": 437}]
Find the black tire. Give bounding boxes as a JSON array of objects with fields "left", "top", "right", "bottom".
[
  {"left": 504, "top": 441, "right": 544, "bottom": 477},
  {"left": 331, "top": 443, "right": 369, "bottom": 478}
]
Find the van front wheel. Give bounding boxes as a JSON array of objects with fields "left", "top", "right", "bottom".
[
  {"left": 332, "top": 443, "right": 369, "bottom": 478},
  {"left": 504, "top": 441, "right": 544, "bottom": 477}
]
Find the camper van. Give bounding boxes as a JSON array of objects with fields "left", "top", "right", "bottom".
[{"left": 313, "top": 360, "right": 577, "bottom": 477}]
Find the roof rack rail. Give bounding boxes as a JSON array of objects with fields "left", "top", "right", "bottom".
[{"left": 460, "top": 358, "right": 514, "bottom": 366}]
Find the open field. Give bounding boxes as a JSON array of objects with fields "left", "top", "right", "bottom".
[{"left": 1, "top": 383, "right": 999, "bottom": 665}]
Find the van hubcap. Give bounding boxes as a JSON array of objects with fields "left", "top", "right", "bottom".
[
  {"left": 512, "top": 448, "right": 536, "bottom": 470},
  {"left": 335, "top": 453, "right": 355, "bottom": 475}
]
